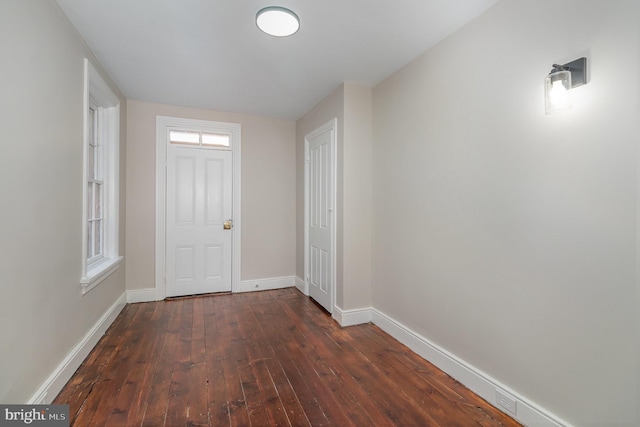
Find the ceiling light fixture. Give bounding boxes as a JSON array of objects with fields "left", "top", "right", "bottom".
[
  {"left": 544, "top": 57, "right": 587, "bottom": 115},
  {"left": 256, "top": 6, "right": 300, "bottom": 37}
]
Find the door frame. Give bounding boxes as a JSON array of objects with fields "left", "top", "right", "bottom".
[
  {"left": 155, "top": 116, "right": 241, "bottom": 300},
  {"left": 304, "top": 118, "right": 337, "bottom": 313}
]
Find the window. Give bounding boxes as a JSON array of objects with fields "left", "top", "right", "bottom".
[
  {"left": 87, "top": 107, "right": 103, "bottom": 264},
  {"left": 169, "top": 130, "right": 230, "bottom": 147},
  {"left": 80, "top": 59, "right": 122, "bottom": 294}
]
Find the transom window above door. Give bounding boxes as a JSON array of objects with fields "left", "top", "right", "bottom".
[{"left": 169, "top": 130, "right": 230, "bottom": 147}]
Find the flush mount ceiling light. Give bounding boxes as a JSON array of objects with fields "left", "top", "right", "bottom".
[
  {"left": 544, "top": 57, "right": 587, "bottom": 115},
  {"left": 256, "top": 6, "right": 300, "bottom": 37}
]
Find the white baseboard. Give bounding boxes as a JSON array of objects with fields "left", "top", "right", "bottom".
[
  {"left": 28, "top": 292, "right": 127, "bottom": 404},
  {"left": 295, "top": 276, "right": 307, "bottom": 295},
  {"left": 371, "top": 309, "right": 571, "bottom": 427},
  {"left": 128, "top": 277, "right": 297, "bottom": 301},
  {"left": 127, "top": 287, "right": 158, "bottom": 303},
  {"left": 333, "top": 306, "right": 373, "bottom": 327},
  {"left": 236, "top": 276, "right": 295, "bottom": 293}
]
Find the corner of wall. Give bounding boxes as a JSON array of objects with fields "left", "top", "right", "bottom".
[{"left": 28, "top": 292, "right": 127, "bottom": 404}]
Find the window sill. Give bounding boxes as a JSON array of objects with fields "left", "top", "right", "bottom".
[{"left": 80, "top": 256, "right": 123, "bottom": 295}]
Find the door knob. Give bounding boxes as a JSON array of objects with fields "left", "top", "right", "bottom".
[{"left": 223, "top": 220, "right": 233, "bottom": 230}]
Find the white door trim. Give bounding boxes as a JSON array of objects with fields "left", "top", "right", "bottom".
[
  {"left": 155, "top": 116, "right": 241, "bottom": 300},
  {"left": 304, "top": 118, "right": 337, "bottom": 313}
]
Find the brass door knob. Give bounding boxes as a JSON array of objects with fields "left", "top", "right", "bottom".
[{"left": 223, "top": 220, "right": 233, "bottom": 230}]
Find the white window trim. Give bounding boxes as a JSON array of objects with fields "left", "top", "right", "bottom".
[{"left": 80, "top": 59, "right": 122, "bottom": 295}]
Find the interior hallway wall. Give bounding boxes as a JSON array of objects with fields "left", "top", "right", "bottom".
[
  {"left": 296, "top": 83, "right": 373, "bottom": 312},
  {"left": 126, "top": 100, "right": 296, "bottom": 290},
  {"left": 0, "top": 0, "right": 127, "bottom": 403},
  {"left": 371, "top": 0, "right": 639, "bottom": 424}
]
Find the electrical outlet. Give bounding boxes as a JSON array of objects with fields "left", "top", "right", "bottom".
[{"left": 496, "top": 389, "right": 517, "bottom": 416}]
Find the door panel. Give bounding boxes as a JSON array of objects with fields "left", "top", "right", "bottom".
[
  {"left": 205, "top": 158, "right": 224, "bottom": 224},
  {"left": 175, "top": 245, "right": 195, "bottom": 281},
  {"left": 204, "top": 245, "right": 223, "bottom": 279},
  {"left": 176, "top": 157, "right": 196, "bottom": 225},
  {"left": 166, "top": 145, "right": 232, "bottom": 297}
]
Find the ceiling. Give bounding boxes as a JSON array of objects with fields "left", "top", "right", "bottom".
[{"left": 56, "top": 0, "right": 499, "bottom": 120}]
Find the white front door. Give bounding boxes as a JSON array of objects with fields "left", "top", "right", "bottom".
[
  {"left": 166, "top": 144, "right": 233, "bottom": 297},
  {"left": 305, "top": 120, "right": 336, "bottom": 313}
]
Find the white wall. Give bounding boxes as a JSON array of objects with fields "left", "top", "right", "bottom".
[
  {"left": 296, "top": 83, "right": 373, "bottom": 311},
  {"left": 126, "top": 100, "right": 296, "bottom": 289},
  {"left": 372, "top": 0, "right": 639, "bottom": 425},
  {"left": 342, "top": 85, "right": 373, "bottom": 310},
  {"left": 296, "top": 85, "right": 345, "bottom": 303},
  {"left": 0, "top": 0, "right": 127, "bottom": 403}
]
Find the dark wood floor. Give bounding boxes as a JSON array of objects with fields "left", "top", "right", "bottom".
[{"left": 54, "top": 288, "right": 521, "bottom": 426}]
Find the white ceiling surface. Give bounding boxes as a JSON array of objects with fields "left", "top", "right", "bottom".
[{"left": 56, "top": 0, "right": 499, "bottom": 120}]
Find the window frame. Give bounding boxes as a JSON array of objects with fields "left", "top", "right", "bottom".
[
  {"left": 86, "top": 106, "right": 104, "bottom": 266},
  {"left": 168, "top": 130, "right": 231, "bottom": 148},
  {"left": 80, "top": 59, "right": 122, "bottom": 295}
]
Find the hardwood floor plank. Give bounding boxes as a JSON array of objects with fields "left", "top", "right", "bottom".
[
  {"left": 102, "top": 302, "right": 161, "bottom": 425},
  {"left": 268, "top": 293, "right": 381, "bottom": 426},
  {"left": 234, "top": 294, "right": 292, "bottom": 426},
  {"left": 263, "top": 292, "right": 378, "bottom": 425},
  {"left": 366, "top": 324, "right": 523, "bottom": 427},
  {"left": 347, "top": 324, "right": 499, "bottom": 427},
  {"left": 60, "top": 303, "right": 141, "bottom": 425},
  {"left": 71, "top": 303, "right": 151, "bottom": 427},
  {"left": 252, "top": 329, "right": 330, "bottom": 426},
  {"left": 128, "top": 301, "right": 172, "bottom": 426},
  {"left": 176, "top": 298, "right": 195, "bottom": 369},
  {"left": 56, "top": 330, "right": 119, "bottom": 423},
  {"left": 203, "top": 297, "right": 232, "bottom": 427},
  {"left": 223, "top": 295, "right": 279, "bottom": 426},
  {"left": 166, "top": 362, "right": 209, "bottom": 426},
  {"left": 109, "top": 301, "right": 171, "bottom": 426},
  {"left": 248, "top": 295, "right": 312, "bottom": 427},
  {"left": 139, "top": 299, "right": 184, "bottom": 427},
  {"left": 214, "top": 295, "right": 252, "bottom": 426},
  {"left": 246, "top": 292, "right": 354, "bottom": 425},
  {"left": 277, "top": 293, "right": 439, "bottom": 427},
  {"left": 54, "top": 288, "right": 522, "bottom": 427},
  {"left": 191, "top": 297, "right": 207, "bottom": 366}
]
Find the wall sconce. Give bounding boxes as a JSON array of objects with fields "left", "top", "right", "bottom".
[{"left": 544, "top": 57, "right": 587, "bottom": 115}]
